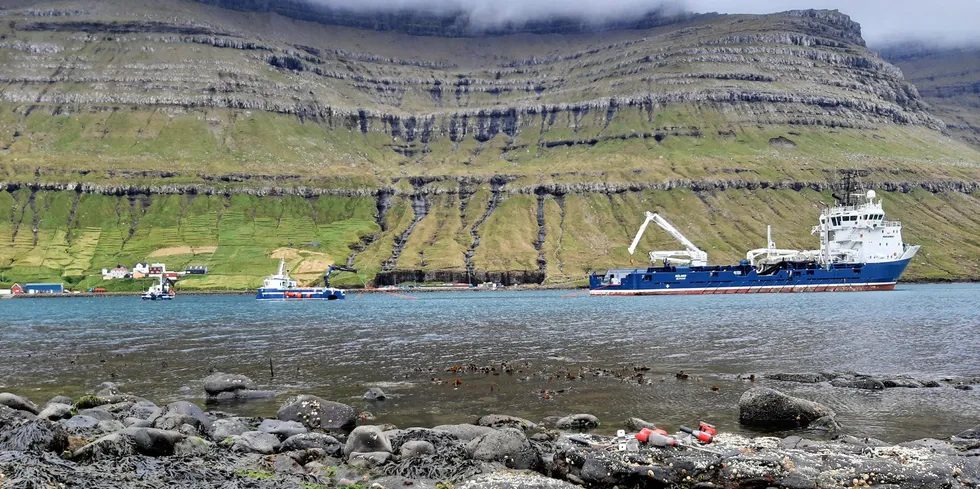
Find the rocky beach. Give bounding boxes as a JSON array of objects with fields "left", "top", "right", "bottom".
[{"left": 1, "top": 371, "right": 979, "bottom": 489}]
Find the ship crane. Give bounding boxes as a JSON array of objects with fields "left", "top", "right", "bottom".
[{"left": 628, "top": 212, "right": 708, "bottom": 266}]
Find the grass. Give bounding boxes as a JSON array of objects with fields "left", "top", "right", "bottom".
[{"left": 2, "top": 188, "right": 980, "bottom": 288}]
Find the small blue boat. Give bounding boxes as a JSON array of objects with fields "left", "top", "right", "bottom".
[{"left": 255, "top": 259, "right": 348, "bottom": 300}]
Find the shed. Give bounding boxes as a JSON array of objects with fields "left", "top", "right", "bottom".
[
  {"left": 11, "top": 284, "right": 24, "bottom": 294},
  {"left": 25, "top": 283, "right": 64, "bottom": 294}
]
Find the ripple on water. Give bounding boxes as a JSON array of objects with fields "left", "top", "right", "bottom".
[{"left": 0, "top": 284, "right": 978, "bottom": 442}]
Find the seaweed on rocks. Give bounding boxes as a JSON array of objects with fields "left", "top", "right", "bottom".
[{"left": 383, "top": 428, "right": 489, "bottom": 481}]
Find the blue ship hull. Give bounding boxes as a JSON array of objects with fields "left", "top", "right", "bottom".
[
  {"left": 255, "top": 287, "right": 345, "bottom": 300},
  {"left": 589, "top": 258, "right": 912, "bottom": 295}
]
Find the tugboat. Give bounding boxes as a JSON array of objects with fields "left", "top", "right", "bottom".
[
  {"left": 141, "top": 275, "right": 175, "bottom": 300},
  {"left": 590, "top": 179, "right": 919, "bottom": 295},
  {"left": 255, "top": 259, "right": 355, "bottom": 301}
]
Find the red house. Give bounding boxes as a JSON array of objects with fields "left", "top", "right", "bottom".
[{"left": 11, "top": 284, "right": 24, "bottom": 295}]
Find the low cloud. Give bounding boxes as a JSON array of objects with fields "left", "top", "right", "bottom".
[{"left": 295, "top": 0, "right": 978, "bottom": 46}]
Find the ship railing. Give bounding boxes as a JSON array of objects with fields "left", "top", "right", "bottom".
[{"left": 882, "top": 220, "right": 901, "bottom": 228}]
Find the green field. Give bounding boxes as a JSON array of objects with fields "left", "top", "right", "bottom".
[{"left": 2, "top": 187, "right": 979, "bottom": 290}]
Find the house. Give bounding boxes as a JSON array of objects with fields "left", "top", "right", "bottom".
[
  {"left": 133, "top": 263, "right": 149, "bottom": 274},
  {"left": 25, "top": 283, "right": 64, "bottom": 294},
  {"left": 186, "top": 265, "right": 208, "bottom": 275},
  {"left": 148, "top": 263, "right": 166, "bottom": 276},
  {"left": 102, "top": 265, "right": 131, "bottom": 280},
  {"left": 10, "top": 284, "right": 24, "bottom": 294}
]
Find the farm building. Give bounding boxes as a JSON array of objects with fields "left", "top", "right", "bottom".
[
  {"left": 102, "top": 265, "right": 131, "bottom": 280},
  {"left": 25, "top": 283, "right": 64, "bottom": 294},
  {"left": 186, "top": 265, "right": 208, "bottom": 275}
]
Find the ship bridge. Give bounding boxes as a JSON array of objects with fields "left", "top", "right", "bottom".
[{"left": 812, "top": 190, "right": 915, "bottom": 264}]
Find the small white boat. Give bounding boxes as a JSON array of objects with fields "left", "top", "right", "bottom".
[{"left": 142, "top": 275, "right": 175, "bottom": 300}]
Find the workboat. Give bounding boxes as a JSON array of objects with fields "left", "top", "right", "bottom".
[
  {"left": 141, "top": 275, "right": 175, "bottom": 300},
  {"left": 255, "top": 259, "right": 353, "bottom": 300},
  {"left": 590, "top": 188, "right": 918, "bottom": 296}
]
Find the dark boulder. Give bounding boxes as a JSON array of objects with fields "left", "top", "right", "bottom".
[
  {"left": 203, "top": 372, "right": 256, "bottom": 396},
  {"left": 37, "top": 403, "right": 72, "bottom": 421},
  {"left": 209, "top": 418, "right": 248, "bottom": 442},
  {"left": 280, "top": 432, "right": 343, "bottom": 456},
  {"left": 738, "top": 387, "right": 835, "bottom": 427},
  {"left": 173, "top": 435, "right": 212, "bottom": 457},
  {"left": 77, "top": 408, "right": 114, "bottom": 422},
  {"left": 555, "top": 414, "right": 599, "bottom": 430},
  {"left": 434, "top": 423, "right": 495, "bottom": 441},
  {"left": 765, "top": 373, "right": 829, "bottom": 383},
  {"left": 127, "top": 401, "right": 162, "bottom": 422},
  {"left": 258, "top": 419, "right": 307, "bottom": 439},
  {"left": 624, "top": 417, "right": 657, "bottom": 431},
  {"left": 209, "top": 389, "right": 275, "bottom": 401},
  {"left": 466, "top": 427, "right": 540, "bottom": 469},
  {"left": 347, "top": 451, "right": 391, "bottom": 469},
  {"left": 46, "top": 395, "right": 73, "bottom": 406},
  {"left": 954, "top": 424, "right": 980, "bottom": 440},
  {"left": 831, "top": 377, "right": 885, "bottom": 390},
  {"left": 277, "top": 395, "right": 356, "bottom": 431},
  {"left": 154, "top": 401, "right": 212, "bottom": 432},
  {"left": 61, "top": 415, "right": 99, "bottom": 432},
  {"left": 228, "top": 430, "right": 280, "bottom": 454},
  {"left": 364, "top": 387, "right": 387, "bottom": 401},
  {"left": 344, "top": 425, "right": 392, "bottom": 455},
  {"left": 475, "top": 414, "right": 538, "bottom": 432},
  {"left": 0, "top": 393, "right": 39, "bottom": 414},
  {"left": 73, "top": 427, "right": 185, "bottom": 460}
]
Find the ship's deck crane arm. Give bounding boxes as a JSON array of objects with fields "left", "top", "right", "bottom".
[{"left": 628, "top": 211, "right": 708, "bottom": 266}]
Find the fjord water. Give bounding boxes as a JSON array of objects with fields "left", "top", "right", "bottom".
[{"left": 2, "top": 284, "right": 978, "bottom": 442}]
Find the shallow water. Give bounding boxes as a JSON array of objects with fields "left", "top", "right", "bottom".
[{"left": 1, "top": 284, "right": 978, "bottom": 442}]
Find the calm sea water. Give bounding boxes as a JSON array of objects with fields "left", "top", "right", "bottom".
[{"left": 1, "top": 284, "right": 978, "bottom": 442}]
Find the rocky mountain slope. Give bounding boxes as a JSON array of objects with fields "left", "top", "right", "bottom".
[
  {"left": 1, "top": 0, "right": 979, "bottom": 288},
  {"left": 879, "top": 42, "right": 980, "bottom": 148}
]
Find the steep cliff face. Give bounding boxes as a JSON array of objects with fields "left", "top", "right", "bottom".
[
  {"left": 879, "top": 42, "right": 980, "bottom": 148},
  {"left": 1, "top": 0, "right": 979, "bottom": 286},
  {"left": 0, "top": 1, "right": 946, "bottom": 153}
]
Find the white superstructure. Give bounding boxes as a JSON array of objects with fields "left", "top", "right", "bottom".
[
  {"left": 811, "top": 190, "right": 919, "bottom": 265},
  {"left": 263, "top": 258, "right": 298, "bottom": 290}
]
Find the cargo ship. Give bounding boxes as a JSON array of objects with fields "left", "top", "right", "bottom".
[
  {"left": 255, "top": 259, "right": 353, "bottom": 301},
  {"left": 589, "top": 189, "right": 918, "bottom": 296}
]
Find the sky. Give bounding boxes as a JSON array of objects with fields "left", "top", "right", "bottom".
[
  {"left": 686, "top": 0, "right": 980, "bottom": 46},
  {"left": 301, "top": 0, "right": 980, "bottom": 46}
]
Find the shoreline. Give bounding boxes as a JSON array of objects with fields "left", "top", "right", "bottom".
[
  {"left": 3, "top": 279, "right": 977, "bottom": 299},
  {"left": 1, "top": 379, "right": 978, "bottom": 489}
]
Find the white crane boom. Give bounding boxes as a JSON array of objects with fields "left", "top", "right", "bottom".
[{"left": 627, "top": 212, "right": 708, "bottom": 266}]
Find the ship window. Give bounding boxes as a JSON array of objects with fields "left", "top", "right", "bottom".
[{"left": 643, "top": 275, "right": 652, "bottom": 281}]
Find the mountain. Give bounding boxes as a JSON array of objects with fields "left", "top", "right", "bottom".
[
  {"left": 1, "top": 0, "right": 979, "bottom": 289},
  {"left": 878, "top": 42, "right": 980, "bottom": 148}
]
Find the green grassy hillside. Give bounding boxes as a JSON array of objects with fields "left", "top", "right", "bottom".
[{"left": 2, "top": 187, "right": 979, "bottom": 290}]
